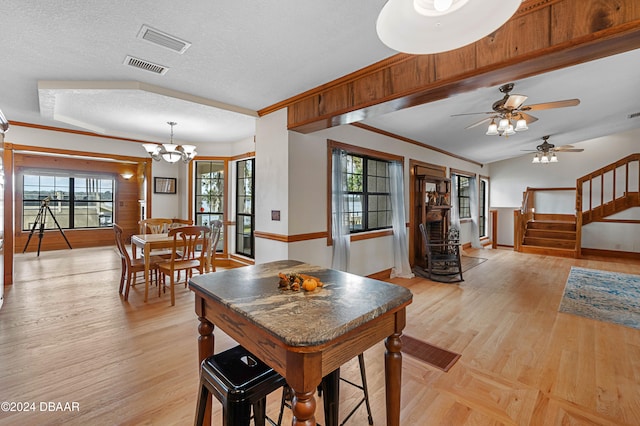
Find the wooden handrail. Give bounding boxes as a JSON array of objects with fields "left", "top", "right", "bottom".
[{"left": 576, "top": 153, "right": 640, "bottom": 226}]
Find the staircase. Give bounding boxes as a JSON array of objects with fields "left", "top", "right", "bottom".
[
  {"left": 514, "top": 154, "right": 639, "bottom": 258},
  {"left": 521, "top": 213, "right": 577, "bottom": 258}
]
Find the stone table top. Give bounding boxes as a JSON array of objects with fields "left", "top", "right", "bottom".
[{"left": 189, "top": 259, "right": 413, "bottom": 347}]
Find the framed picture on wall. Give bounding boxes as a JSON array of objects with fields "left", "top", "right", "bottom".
[{"left": 154, "top": 177, "right": 177, "bottom": 194}]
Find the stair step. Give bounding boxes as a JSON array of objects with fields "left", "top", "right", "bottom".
[
  {"left": 521, "top": 245, "right": 577, "bottom": 258},
  {"left": 534, "top": 213, "right": 575, "bottom": 222},
  {"left": 525, "top": 229, "right": 576, "bottom": 240},
  {"left": 523, "top": 236, "right": 576, "bottom": 249},
  {"left": 527, "top": 220, "right": 576, "bottom": 232}
]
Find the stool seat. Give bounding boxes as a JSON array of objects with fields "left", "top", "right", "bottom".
[{"left": 195, "top": 345, "right": 286, "bottom": 426}]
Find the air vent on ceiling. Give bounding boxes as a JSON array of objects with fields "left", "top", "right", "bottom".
[
  {"left": 628, "top": 112, "right": 640, "bottom": 119},
  {"left": 137, "top": 25, "right": 191, "bottom": 54},
  {"left": 123, "top": 55, "right": 168, "bottom": 75}
]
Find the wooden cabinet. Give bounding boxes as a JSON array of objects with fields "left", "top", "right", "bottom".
[{"left": 415, "top": 173, "right": 451, "bottom": 268}]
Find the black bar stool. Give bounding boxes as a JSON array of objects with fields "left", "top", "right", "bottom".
[
  {"left": 195, "top": 345, "right": 287, "bottom": 426},
  {"left": 277, "top": 353, "right": 373, "bottom": 426}
]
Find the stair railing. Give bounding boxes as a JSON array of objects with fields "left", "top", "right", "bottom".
[{"left": 576, "top": 153, "right": 640, "bottom": 226}]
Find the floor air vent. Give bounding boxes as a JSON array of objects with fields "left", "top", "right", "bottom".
[{"left": 124, "top": 55, "right": 168, "bottom": 75}]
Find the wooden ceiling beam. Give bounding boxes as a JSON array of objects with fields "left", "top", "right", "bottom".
[{"left": 280, "top": 0, "right": 640, "bottom": 134}]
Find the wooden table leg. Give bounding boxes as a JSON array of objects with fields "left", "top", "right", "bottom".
[
  {"left": 198, "top": 316, "right": 215, "bottom": 426},
  {"left": 385, "top": 332, "right": 403, "bottom": 426},
  {"left": 143, "top": 246, "right": 150, "bottom": 302},
  {"left": 291, "top": 389, "right": 316, "bottom": 426}
]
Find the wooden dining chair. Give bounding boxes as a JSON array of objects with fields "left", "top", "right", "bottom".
[
  {"left": 205, "top": 220, "right": 223, "bottom": 273},
  {"left": 169, "top": 218, "right": 194, "bottom": 229},
  {"left": 157, "top": 225, "right": 211, "bottom": 306},
  {"left": 113, "top": 224, "right": 164, "bottom": 301},
  {"left": 138, "top": 218, "right": 172, "bottom": 234}
]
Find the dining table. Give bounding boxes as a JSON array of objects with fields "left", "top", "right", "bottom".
[
  {"left": 130, "top": 232, "right": 175, "bottom": 302},
  {"left": 189, "top": 259, "right": 413, "bottom": 426}
]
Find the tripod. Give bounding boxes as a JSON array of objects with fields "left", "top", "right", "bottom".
[{"left": 23, "top": 196, "right": 72, "bottom": 256}]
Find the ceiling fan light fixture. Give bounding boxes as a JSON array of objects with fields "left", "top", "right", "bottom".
[
  {"left": 540, "top": 154, "right": 550, "bottom": 164},
  {"left": 515, "top": 117, "right": 528, "bottom": 131},
  {"left": 486, "top": 120, "right": 498, "bottom": 135},
  {"left": 550, "top": 152, "right": 558, "bottom": 163},
  {"left": 504, "top": 124, "right": 515, "bottom": 136},
  {"left": 532, "top": 154, "right": 540, "bottom": 164},
  {"left": 377, "top": 0, "right": 520, "bottom": 54},
  {"left": 497, "top": 117, "right": 509, "bottom": 131}
]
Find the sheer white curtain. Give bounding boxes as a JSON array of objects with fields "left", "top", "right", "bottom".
[
  {"left": 469, "top": 176, "right": 482, "bottom": 248},
  {"left": 450, "top": 174, "right": 460, "bottom": 229},
  {"left": 331, "top": 148, "right": 350, "bottom": 271},
  {"left": 389, "top": 161, "right": 414, "bottom": 278}
]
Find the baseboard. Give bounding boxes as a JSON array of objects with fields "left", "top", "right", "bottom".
[
  {"left": 367, "top": 268, "right": 392, "bottom": 280},
  {"left": 581, "top": 248, "right": 640, "bottom": 260}
]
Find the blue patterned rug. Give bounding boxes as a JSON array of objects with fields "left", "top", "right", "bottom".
[{"left": 559, "top": 267, "right": 640, "bottom": 330}]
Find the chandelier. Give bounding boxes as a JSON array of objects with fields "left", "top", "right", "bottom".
[
  {"left": 376, "top": 0, "right": 521, "bottom": 54},
  {"left": 485, "top": 113, "right": 528, "bottom": 137},
  {"left": 142, "top": 121, "right": 197, "bottom": 163}
]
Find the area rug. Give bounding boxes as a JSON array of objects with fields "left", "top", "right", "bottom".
[
  {"left": 402, "top": 335, "right": 461, "bottom": 372},
  {"left": 559, "top": 267, "right": 640, "bottom": 330}
]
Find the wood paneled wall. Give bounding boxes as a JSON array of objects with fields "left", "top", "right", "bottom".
[{"left": 13, "top": 150, "right": 147, "bottom": 253}]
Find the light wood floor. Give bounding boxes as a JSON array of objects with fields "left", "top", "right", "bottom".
[{"left": 1, "top": 246, "right": 640, "bottom": 425}]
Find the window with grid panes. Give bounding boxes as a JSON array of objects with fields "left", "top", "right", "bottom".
[
  {"left": 194, "top": 161, "right": 225, "bottom": 252},
  {"left": 22, "top": 174, "right": 114, "bottom": 230},
  {"left": 236, "top": 158, "right": 254, "bottom": 258},
  {"left": 456, "top": 175, "right": 471, "bottom": 219},
  {"left": 343, "top": 154, "right": 392, "bottom": 233}
]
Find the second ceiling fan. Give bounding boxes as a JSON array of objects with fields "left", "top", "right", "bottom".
[{"left": 453, "top": 83, "right": 580, "bottom": 137}]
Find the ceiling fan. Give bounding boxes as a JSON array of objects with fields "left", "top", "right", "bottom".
[
  {"left": 524, "top": 135, "right": 584, "bottom": 164},
  {"left": 453, "top": 83, "right": 580, "bottom": 137}
]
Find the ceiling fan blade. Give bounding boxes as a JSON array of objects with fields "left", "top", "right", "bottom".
[
  {"left": 519, "top": 112, "right": 538, "bottom": 124},
  {"left": 553, "top": 144, "right": 583, "bottom": 152},
  {"left": 553, "top": 148, "right": 584, "bottom": 152},
  {"left": 522, "top": 99, "right": 580, "bottom": 111},
  {"left": 465, "top": 117, "right": 494, "bottom": 129},
  {"left": 451, "top": 111, "right": 494, "bottom": 117},
  {"left": 504, "top": 94, "right": 527, "bottom": 110}
]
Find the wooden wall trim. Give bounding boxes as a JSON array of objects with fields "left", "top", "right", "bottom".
[
  {"left": 351, "top": 123, "right": 483, "bottom": 167},
  {"left": 10, "top": 142, "right": 148, "bottom": 164},
  {"left": 328, "top": 139, "right": 404, "bottom": 163},
  {"left": 284, "top": 0, "right": 640, "bottom": 133},
  {"left": 450, "top": 168, "right": 477, "bottom": 178},
  {"left": 581, "top": 247, "right": 640, "bottom": 260},
  {"left": 253, "top": 229, "right": 394, "bottom": 244},
  {"left": 230, "top": 151, "right": 256, "bottom": 161},
  {"left": 3, "top": 144, "right": 15, "bottom": 285},
  {"left": 254, "top": 231, "right": 328, "bottom": 243},
  {"left": 10, "top": 121, "right": 155, "bottom": 144}
]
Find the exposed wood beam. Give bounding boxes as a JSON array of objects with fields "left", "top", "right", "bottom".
[{"left": 278, "top": 0, "right": 640, "bottom": 133}]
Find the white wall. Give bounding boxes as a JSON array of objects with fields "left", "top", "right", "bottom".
[
  {"left": 490, "top": 127, "right": 640, "bottom": 251},
  {"left": 254, "top": 110, "right": 485, "bottom": 276}
]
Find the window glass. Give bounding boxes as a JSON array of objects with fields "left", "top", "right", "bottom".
[
  {"left": 457, "top": 175, "right": 471, "bottom": 219},
  {"left": 236, "top": 159, "right": 254, "bottom": 258},
  {"left": 340, "top": 153, "right": 391, "bottom": 233},
  {"left": 22, "top": 174, "right": 113, "bottom": 230}
]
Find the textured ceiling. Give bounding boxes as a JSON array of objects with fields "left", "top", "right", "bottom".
[{"left": 2, "top": 1, "right": 639, "bottom": 163}]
